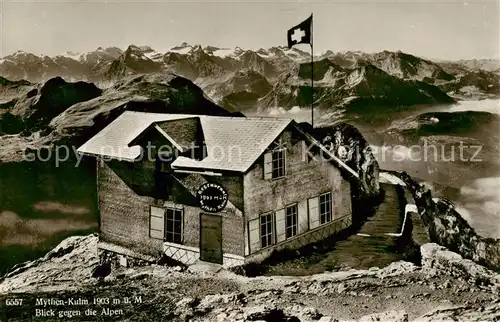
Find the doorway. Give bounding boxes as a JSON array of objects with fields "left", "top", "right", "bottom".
[{"left": 200, "top": 214, "right": 223, "bottom": 264}]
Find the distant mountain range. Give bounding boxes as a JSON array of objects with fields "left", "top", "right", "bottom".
[
  {"left": 0, "top": 73, "right": 238, "bottom": 162},
  {"left": 1, "top": 43, "right": 499, "bottom": 113}
]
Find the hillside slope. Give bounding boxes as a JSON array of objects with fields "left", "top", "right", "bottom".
[
  {"left": 258, "top": 61, "right": 455, "bottom": 111},
  {"left": 0, "top": 73, "right": 237, "bottom": 163}
]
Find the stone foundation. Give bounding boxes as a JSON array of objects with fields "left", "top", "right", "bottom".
[
  {"left": 163, "top": 242, "right": 244, "bottom": 268},
  {"left": 98, "top": 241, "right": 156, "bottom": 269}
]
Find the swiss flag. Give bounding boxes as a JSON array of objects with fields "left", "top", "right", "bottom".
[{"left": 287, "top": 14, "right": 313, "bottom": 49}]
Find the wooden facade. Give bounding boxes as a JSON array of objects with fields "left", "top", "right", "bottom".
[{"left": 80, "top": 112, "right": 355, "bottom": 268}]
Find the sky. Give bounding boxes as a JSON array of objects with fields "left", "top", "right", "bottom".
[{"left": 0, "top": 0, "right": 498, "bottom": 60}]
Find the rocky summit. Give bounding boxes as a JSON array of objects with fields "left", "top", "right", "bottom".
[{"left": 1, "top": 234, "right": 499, "bottom": 321}]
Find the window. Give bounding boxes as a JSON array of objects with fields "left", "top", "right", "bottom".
[
  {"left": 272, "top": 150, "right": 285, "bottom": 178},
  {"left": 285, "top": 204, "right": 298, "bottom": 238},
  {"left": 264, "top": 149, "right": 286, "bottom": 179},
  {"left": 260, "top": 213, "right": 274, "bottom": 248},
  {"left": 319, "top": 192, "right": 332, "bottom": 224},
  {"left": 150, "top": 206, "right": 183, "bottom": 244},
  {"left": 165, "top": 207, "right": 183, "bottom": 243}
]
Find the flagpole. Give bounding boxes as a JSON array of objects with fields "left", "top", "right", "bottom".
[{"left": 310, "top": 13, "right": 314, "bottom": 128}]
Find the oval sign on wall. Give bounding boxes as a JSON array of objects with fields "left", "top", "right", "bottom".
[{"left": 196, "top": 183, "right": 228, "bottom": 213}]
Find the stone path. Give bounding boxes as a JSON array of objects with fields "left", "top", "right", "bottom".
[{"left": 328, "top": 182, "right": 409, "bottom": 268}]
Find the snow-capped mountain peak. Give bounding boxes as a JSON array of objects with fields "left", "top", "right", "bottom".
[
  {"left": 57, "top": 51, "right": 82, "bottom": 59},
  {"left": 233, "top": 47, "right": 244, "bottom": 57},
  {"left": 12, "top": 50, "right": 29, "bottom": 56},
  {"left": 0, "top": 45, "right": 497, "bottom": 105},
  {"left": 170, "top": 42, "right": 193, "bottom": 55},
  {"left": 188, "top": 44, "right": 204, "bottom": 54}
]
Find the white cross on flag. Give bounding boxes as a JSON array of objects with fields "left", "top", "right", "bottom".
[{"left": 287, "top": 14, "right": 312, "bottom": 49}]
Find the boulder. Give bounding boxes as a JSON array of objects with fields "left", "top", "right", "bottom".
[
  {"left": 421, "top": 243, "right": 500, "bottom": 288},
  {"left": 391, "top": 171, "right": 500, "bottom": 270},
  {"left": 300, "top": 122, "right": 380, "bottom": 203},
  {"left": 414, "top": 303, "right": 500, "bottom": 322},
  {"left": 358, "top": 310, "right": 408, "bottom": 322},
  {"left": 243, "top": 305, "right": 294, "bottom": 321}
]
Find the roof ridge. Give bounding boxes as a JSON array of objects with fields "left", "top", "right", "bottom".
[
  {"left": 200, "top": 115, "right": 292, "bottom": 121},
  {"left": 121, "top": 111, "right": 293, "bottom": 122},
  {"left": 123, "top": 111, "right": 195, "bottom": 116}
]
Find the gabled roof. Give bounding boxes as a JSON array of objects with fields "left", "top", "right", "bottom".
[
  {"left": 77, "top": 112, "right": 196, "bottom": 161},
  {"left": 156, "top": 119, "right": 200, "bottom": 152},
  {"left": 77, "top": 111, "right": 360, "bottom": 178},
  {"left": 171, "top": 116, "right": 292, "bottom": 172},
  {"left": 77, "top": 111, "right": 292, "bottom": 172}
]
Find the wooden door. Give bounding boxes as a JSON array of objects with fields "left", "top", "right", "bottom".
[{"left": 200, "top": 214, "right": 223, "bottom": 264}]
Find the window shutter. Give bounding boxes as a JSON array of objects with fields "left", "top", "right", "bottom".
[
  {"left": 308, "top": 197, "right": 320, "bottom": 229},
  {"left": 297, "top": 200, "right": 309, "bottom": 234},
  {"left": 333, "top": 180, "right": 350, "bottom": 219},
  {"left": 263, "top": 152, "right": 272, "bottom": 179},
  {"left": 150, "top": 206, "right": 165, "bottom": 239},
  {"left": 248, "top": 218, "right": 261, "bottom": 253},
  {"left": 275, "top": 209, "right": 286, "bottom": 243},
  {"left": 283, "top": 149, "right": 287, "bottom": 176},
  {"left": 331, "top": 193, "right": 337, "bottom": 220}
]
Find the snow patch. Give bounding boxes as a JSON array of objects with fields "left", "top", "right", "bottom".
[
  {"left": 13, "top": 51, "right": 28, "bottom": 57},
  {"left": 347, "top": 69, "right": 364, "bottom": 86},
  {"left": 256, "top": 51, "right": 274, "bottom": 58},
  {"left": 79, "top": 52, "right": 90, "bottom": 62},
  {"left": 211, "top": 48, "right": 235, "bottom": 58},
  {"left": 59, "top": 51, "right": 81, "bottom": 59},
  {"left": 170, "top": 46, "right": 191, "bottom": 55},
  {"left": 144, "top": 51, "right": 163, "bottom": 61},
  {"left": 129, "top": 52, "right": 143, "bottom": 59}
]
